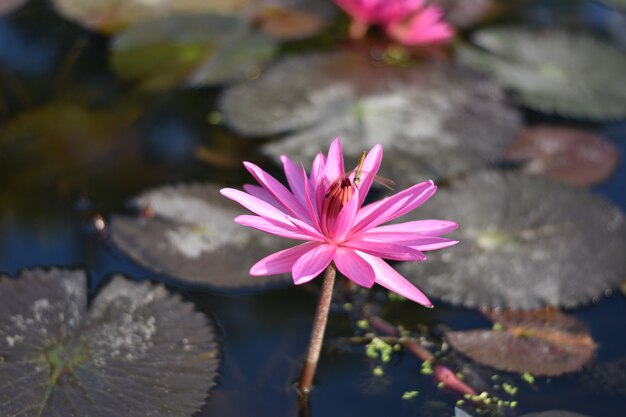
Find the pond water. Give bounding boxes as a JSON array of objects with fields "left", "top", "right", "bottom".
[{"left": 1, "top": 1, "right": 626, "bottom": 417}]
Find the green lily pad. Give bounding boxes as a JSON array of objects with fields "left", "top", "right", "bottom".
[
  {"left": 52, "top": 0, "right": 334, "bottom": 38},
  {"left": 0, "top": 100, "right": 145, "bottom": 214},
  {"left": 0, "top": 0, "right": 28, "bottom": 15},
  {"left": 220, "top": 51, "right": 521, "bottom": 186},
  {"left": 433, "top": 0, "right": 495, "bottom": 28},
  {"left": 457, "top": 27, "right": 626, "bottom": 120},
  {"left": 602, "top": 0, "right": 626, "bottom": 10},
  {"left": 111, "top": 14, "right": 277, "bottom": 90},
  {"left": 110, "top": 183, "right": 292, "bottom": 291},
  {"left": 397, "top": 171, "right": 626, "bottom": 309},
  {"left": 521, "top": 412, "right": 592, "bottom": 417},
  {"left": 0, "top": 268, "right": 219, "bottom": 417}
]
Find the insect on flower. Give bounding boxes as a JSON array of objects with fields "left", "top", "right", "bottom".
[{"left": 220, "top": 138, "right": 459, "bottom": 307}]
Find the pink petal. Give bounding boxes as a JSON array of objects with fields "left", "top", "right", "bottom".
[
  {"left": 242, "top": 184, "right": 282, "bottom": 210},
  {"left": 292, "top": 244, "right": 336, "bottom": 285},
  {"left": 235, "top": 215, "right": 312, "bottom": 240},
  {"left": 301, "top": 166, "right": 322, "bottom": 230},
  {"left": 356, "top": 144, "right": 383, "bottom": 207},
  {"left": 323, "top": 138, "right": 345, "bottom": 184},
  {"left": 280, "top": 155, "right": 307, "bottom": 206},
  {"left": 365, "top": 220, "right": 459, "bottom": 236},
  {"left": 310, "top": 151, "right": 326, "bottom": 187},
  {"left": 409, "top": 237, "right": 459, "bottom": 251},
  {"left": 244, "top": 162, "right": 308, "bottom": 219},
  {"left": 250, "top": 241, "right": 320, "bottom": 275},
  {"left": 355, "top": 231, "right": 459, "bottom": 251},
  {"left": 385, "top": 4, "right": 455, "bottom": 46},
  {"left": 287, "top": 215, "right": 325, "bottom": 241},
  {"left": 385, "top": 180, "right": 437, "bottom": 222},
  {"left": 343, "top": 238, "right": 426, "bottom": 261},
  {"left": 333, "top": 247, "right": 375, "bottom": 288},
  {"left": 220, "top": 188, "right": 292, "bottom": 226},
  {"left": 352, "top": 181, "right": 435, "bottom": 234},
  {"left": 358, "top": 252, "right": 433, "bottom": 307},
  {"left": 332, "top": 188, "right": 361, "bottom": 242}
]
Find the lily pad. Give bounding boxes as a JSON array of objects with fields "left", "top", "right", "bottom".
[
  {"left": 397, "top": 170, "right": 626, "bottom": 309},
  {"left": 0, "top": 268, "right": 219, "bottom": 417},
  {"left": 0, "top": 0, "right": 28, "bottom": 15},
  {"left": 220, "top": 51, "right": 521, "bottom": 186},
  {"left": 457, "top": 27, "right": 626, "bottom": 120},
  {"left": 446, "top": 309, "right": 596, "bottom": 376},
  {"left": 52, "top": 0, "right": 334, "bottom": 38},
  {"left": 433, "top": 0, "right": 495, "bottom": 28},
  {"left": 110, "top": 183, "right": 292, "bottom": 291},
  {"left": 504, "top": 126, "right": 620, "bottom": 187},
  {"left": 521, "top": 412, "right": 592, "bottom": 417},
  {"left": 111, "top": 14, "right": 276, "bottom": 90}
]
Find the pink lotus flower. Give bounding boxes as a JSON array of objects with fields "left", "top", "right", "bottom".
[
  {"left": 220, "top": 139, "right": 458, "bottom": 307},
  {"left": 334, "top": 0, "right": 424, "bottom": 26},
  {"left": 385, "top": 4, "right": 455, "bottom": 45}
]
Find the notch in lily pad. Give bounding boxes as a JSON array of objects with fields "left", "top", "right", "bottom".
[
  {"left": 397, "top": 170, "right": 626, "bottom": 309},
  {"left": 0, "top": 268, "right": 220, "bottom": 417},
  {"left": 457, "top": 27, "right": 626, "bottom": 120},
  {"left": 110, "top": 183, "right": 293, "bottom": 291},
  {"left": 111, "top": 14, "right": 277, "bottom": 91}
]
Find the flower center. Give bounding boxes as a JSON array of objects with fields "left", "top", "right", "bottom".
[{"left": 321, "top": 177, "right": 355, "bottom": 235}]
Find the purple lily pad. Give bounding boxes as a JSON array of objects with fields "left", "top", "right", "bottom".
[
  {"left": 446, "top": 309, "right": 596, "bottom": 376},
  {"left": 504, "top": 126, "right": 620, "bottom": 187}
]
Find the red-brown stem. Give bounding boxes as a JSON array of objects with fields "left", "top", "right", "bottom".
[{"left": 298, "top": 263, "right": 337, "bottom": 396}]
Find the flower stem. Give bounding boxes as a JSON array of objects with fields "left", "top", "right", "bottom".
[{"left": 298, "top": 263, "right": 336, "bottom": 396}]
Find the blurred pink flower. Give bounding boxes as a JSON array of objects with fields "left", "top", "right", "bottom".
[
  {"left": 220, "top": 138, "right": 458, "bottom": 307},
  {"left": 334, "top": 0, "right": 424, "bottom": 25},
  {"left": 334, "top": 0, "right": 424, "bottom": 38},
  {"left": 384, "top": 4, "right": 455, "bottom": 45}
]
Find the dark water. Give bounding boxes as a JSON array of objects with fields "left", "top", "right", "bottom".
[{"left": 1, "top": 1, "right": 626, "bottom": 417}]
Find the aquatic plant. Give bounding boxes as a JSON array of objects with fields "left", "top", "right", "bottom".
[
  {"left": 221, "top": 138, "right": 458, "bottom": 395},
  {"left": 333, "top": 0, "right": 454, "bottom": 44}
]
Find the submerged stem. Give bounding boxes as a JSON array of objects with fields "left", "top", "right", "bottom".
[{"left": 298, "top": 263, "right": 337, "bottom": 396}]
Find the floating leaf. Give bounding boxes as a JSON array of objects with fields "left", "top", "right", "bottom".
[
  {"left": 602, "top": 0, "right": 626, "bottom": 10},
  {"left": 521, "top": 412, "right": 592, "bottom": 417},
  {"left": 433, "top": 0, "right": 495, "bottom": 28},
  {"left": 220, "top": 51, "right": 520, "bottom": 186},
  {"left": 0, "top": 268, "right": 219, "bottom": 417},
  {"left": 397, "top": 171, "right": 626, "bottom": 309},
  {"left": 504, "top": 126, "right": 620, "bottom": 187},
  {"left": 0, "top": 0, "right": 28, "bottom": 15},
  {"left": 455, "top": 407, "right": 475, "bottom": 417},
  {"left": 447, "top": 309, "right": 596, "bottom": 376},
  {"left": 111, "top": 14, "right": 276, "bottom": 90},
  {"left": 111, "top": 183, "right": 292, "bottom": 290},
  {"left": 458, "top": 27, "right": 626, "bottom": 120},
  {"left": 0, "top": 101, "right": 145, "bottom": 213},
  {"left": 52, "top": 0, "right": 334, "bottom": 38}
]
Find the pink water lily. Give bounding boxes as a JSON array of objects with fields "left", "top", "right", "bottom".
[
  {"left": 334, "top": 0, "right": 425, "bottom": 39},
  {"left": 220, "top": 138, "right": 458, "bottom": 307},
  {"left": 385, "top": 3, "right": 455, "bottom": 45}
]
